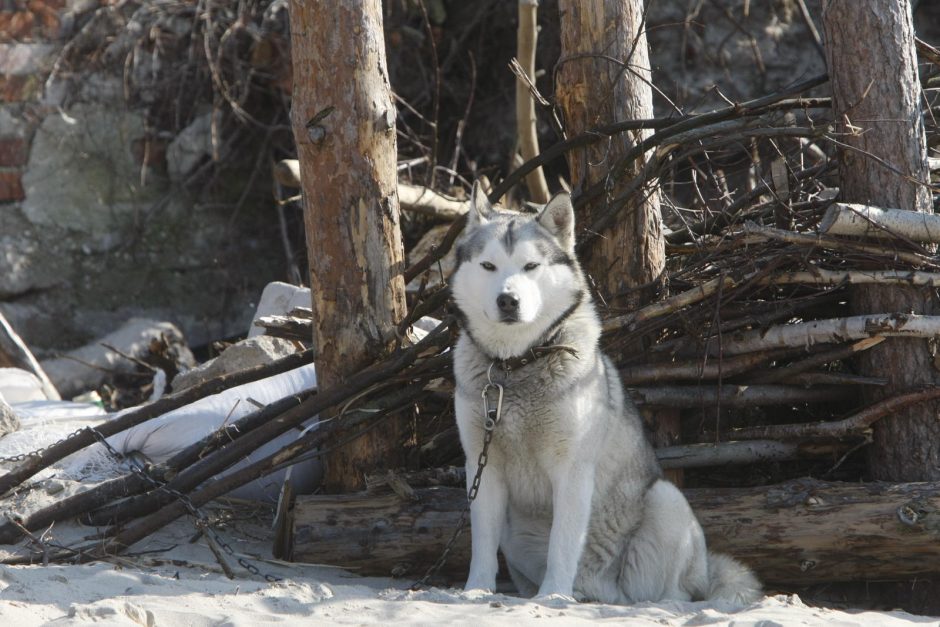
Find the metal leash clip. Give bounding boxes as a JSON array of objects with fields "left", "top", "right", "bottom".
[{"left": 482, "top": 362, "right": 504, "bottom": 431}]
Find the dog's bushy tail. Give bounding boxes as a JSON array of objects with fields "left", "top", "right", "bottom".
[{"left": 705, "top": 552, "right": 762, "bottom": 605}]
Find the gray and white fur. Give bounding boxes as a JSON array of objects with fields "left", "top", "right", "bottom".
[{"left": 450, "top": 183, "right": 761, "bottom": 604}]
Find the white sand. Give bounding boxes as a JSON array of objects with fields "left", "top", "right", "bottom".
[
  {"left": 1, "top": 392, "right": 938, "bottom": 625},
  {"left": 1, "top": 495, "right": 938, "bottom": 627}
]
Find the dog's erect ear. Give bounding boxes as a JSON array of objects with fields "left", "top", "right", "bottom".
[
  {"left": 467, "top": 181, "right": 494, "bottom": 227},
  {"left": 537, "top": 192, "right": 575, "bottom": 252}
]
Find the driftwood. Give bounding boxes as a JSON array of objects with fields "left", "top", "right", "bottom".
[
  {"left": 0, "top": 311, "right": 59, "bottom": 400},
  {"left": 656, "top": 440, "right": 845, "bottom": 469},
  {"left": 743, "top": 223, "right": 938, "bottom": 268},
  {"left": 397, "top": 184, "right": 467, "bottom": 219},
  {"left": 0, "top": 348, "right": 314, "bottom": 497},
  {"left": 693, "top": 385, "right": 940, "bottom": 443},
  {"left": 0, "top": 324, "right": 453, "bottom": 550},
  {"left": 619, "top": 346, "right": 808, "bottom": 384},
  {"left": 704, "top": 313, "right": 940, "bottom": 357},
  {"left": 605, "top": 267, "right": 940, "bottom": 334},
  {"left": 512, "top": 0, "right": 550, "bottom": 204},
  {"left": 629, "top": 384, "right": 851, "bottom": 407},
  {"left": 275, "top": 158, "right": 467, "bottom": 220},
  {"left": 750, "top": 337, "right": 885, "bottom": 384},
  {"left": 253, "top": 313, "right": 314, "bottom": 342},
  {"left": 819, "top": 203, "right": 940, "bottom": 242},
  {"left": 290, "top": 478, "right": 940, "bottom": 585}
]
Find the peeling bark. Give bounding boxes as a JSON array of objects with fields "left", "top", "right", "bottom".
[
  {"left": 291, "top": 479, "right": 940, "bottom": 586},
  {"left": 290, "top": 0, "right": 407, "bottom": 491},
  {"left": 822, "top": 0, "right": 939, "bottom": 481},
  {"left": 556, "top": 0, "right": 664, "bottom": 310}
]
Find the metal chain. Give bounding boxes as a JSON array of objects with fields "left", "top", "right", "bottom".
[
  {"left": 411, "top": 363, "right": 504, "bottom": 590},
  {"left": 85, "top": 427, "right": 283, "bottom": 582},
  {"left": 0, "top": 426, "right": 91, "bottom": 465}
]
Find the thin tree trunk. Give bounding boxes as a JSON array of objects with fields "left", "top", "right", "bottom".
[
  {"left": 516, "top": 0, "right": 550, "bottom": 203},
  {"left": 555, "top": 0, "right": 678, "bottom": 479},
  {"left": 289, "top": 0, "right": 407, "bottom": 492},
  {"left": 822, "top": 0, "right": 938, "bottom": 481},
  {"left": 556, "top": 0, "right": 665, "bottom": 311}
]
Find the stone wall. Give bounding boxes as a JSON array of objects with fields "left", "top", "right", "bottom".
[
  {"left": 1, "top": 0, "right": 937, "bottom": 356},
  {"left": 0, "top": 1, "right": 288, "bottom": 352}
]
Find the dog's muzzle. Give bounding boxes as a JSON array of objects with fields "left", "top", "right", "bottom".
[{"left": 496, "top": 291, "right": 520, "bottom": 322}]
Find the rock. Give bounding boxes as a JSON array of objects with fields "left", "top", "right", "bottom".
[
  {"left": 0, "top": 394, "right": 21, "bottom": 438},
  {"left": 0, "top": 367, "right": 50, "bottom": 403},
  {"left": 248, "top": 282, "right": 312, "bottom": 338},
  {"left": 172, "top": 335, "right": 299, "bottom": 392},
  {"left": 166, "top": 113, "right": 213, "bottom": 181},
  {"left": 0, "top": 43, "right": 57, "bottom": 76},
  {"left": 41, "top": 318, "right": 195, "bottom": 399},
  {"left": 21, "top": 103, "right": 158, "bottom": 233}
]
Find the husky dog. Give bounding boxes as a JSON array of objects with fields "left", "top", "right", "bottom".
[{"left": 450, "top": 183, "right": 761, "bottom": 604}]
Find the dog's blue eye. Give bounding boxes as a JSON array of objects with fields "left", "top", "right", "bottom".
[
  {"left": 480, "top": 261, "right": 496, "bottom": 271},
  {"left": 524, "top": 262, "right": 540, "bottom": 271}
]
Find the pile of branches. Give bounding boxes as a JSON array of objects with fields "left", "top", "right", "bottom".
[{"left": 3, "top": 64, "right": 940, "bottom": 571}]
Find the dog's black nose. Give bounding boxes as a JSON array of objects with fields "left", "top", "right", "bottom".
[{"left": 497, "top": 292, "right": 519, "bottom": 313}]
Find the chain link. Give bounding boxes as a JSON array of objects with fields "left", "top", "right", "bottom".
[
  {"left": 411, "top": 368, "right": 504, "bottom": 590},
  {"left": 0, "top": 426, "right": 92, "bottom": 465},
  {"left": 84, "top": 427, "right": 283, "bottom": 582}
]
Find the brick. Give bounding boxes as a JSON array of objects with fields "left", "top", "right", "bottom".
[
  {"left": 27, "top": 0, "right": 62, "bottom": 39},
  {"left": 0, "top": 75, "right": 41, "bottom": 102},
  {"left": 0, "top": 137, "right": 27, "bottom": 166},
  {"left": 28, "top": 0, "right": 67, "bottom": 11},
  {"left": 0, "top": 170, "right": 24, "bottom": 202},
  {"left": 0, "top": 12, "right": 36, "bottom": 41}
]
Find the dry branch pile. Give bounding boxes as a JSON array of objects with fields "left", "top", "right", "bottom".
[{"left": 3, "top": 13, "right": 940, "bottom": 598}]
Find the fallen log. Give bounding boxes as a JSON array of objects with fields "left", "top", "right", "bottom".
[
  {"left": 819, "top": 202, "right": 940, "bottom": 243},
  {"left": 0, "top": 348, "right": 314, "bottom": 496},
  {"left": 743, "top": 223, "right": 938, "bottom": 268},
  {"left": 290, "top": 478, "right": 940, "bottom": 586},
  {"left": 0, "top": 311, "right": 59, "bottom": 400},
  {"left": 629, "top": 384, "right": 851, "bottom": 407},
  {"left": 274, "top": 158, "right": 467, "bottom": 220},
  {"left": 703, "top": 313, "right": 940, "bottom": 357}
]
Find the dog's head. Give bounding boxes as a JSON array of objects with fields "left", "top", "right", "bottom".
[{"left": 451, "top": 182, "right": 584, "bottom": 358}]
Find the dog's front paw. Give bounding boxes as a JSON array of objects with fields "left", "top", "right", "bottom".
[
  {"left": 534, "top": 592, "right": 576, "bottom": 607},
  {"left": 464, "top": 572, "right": 496, "bottom": 594},
  {"left": 462, "top": 587, "right": 495, "bottom": 600}
]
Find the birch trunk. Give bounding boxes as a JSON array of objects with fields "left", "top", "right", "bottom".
[
  {"left": 822, "top": 0, "right": 938, "bottom": 481},
  {"left": 289, "top": 0, "right": 407, "bottom": 492}
]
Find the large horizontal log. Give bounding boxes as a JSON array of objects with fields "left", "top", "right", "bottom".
[{"left": 291, "top": 479, "right": 940, "bottom": 586}]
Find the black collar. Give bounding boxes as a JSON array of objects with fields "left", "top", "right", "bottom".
[{"left": 492, "top": 340, "right": 579, "bottom": 373}]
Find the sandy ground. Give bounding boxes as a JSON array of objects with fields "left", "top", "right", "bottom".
[
  {"left": 2, "top": 497, "right": 939, "bottom": 627},
  {"left": 1, "top": 385, "right": 939, "bottom": 626}
]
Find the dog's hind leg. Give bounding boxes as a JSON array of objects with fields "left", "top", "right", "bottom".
[
  {"left": 506, "top": 562, "right": 539, "bottom": 597},
  {"left": 618, "top": 480, "right": 705, "bottom": 602}
]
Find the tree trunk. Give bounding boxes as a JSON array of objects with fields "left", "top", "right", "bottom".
[
  {"left": 822, "top": 0, "right": 938, "bottom": 481},
  {"left": 555, "top": 0, "right": 677, "bottom": 478},
  {"left": 291, "top": 479, "right": 940, "bottom": 586},
  {"left": 289, "top": 0, "right": 407, "bottom": 492},
  {"left": 555, "top": 0, "right": 664, "bottom": 310}
]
